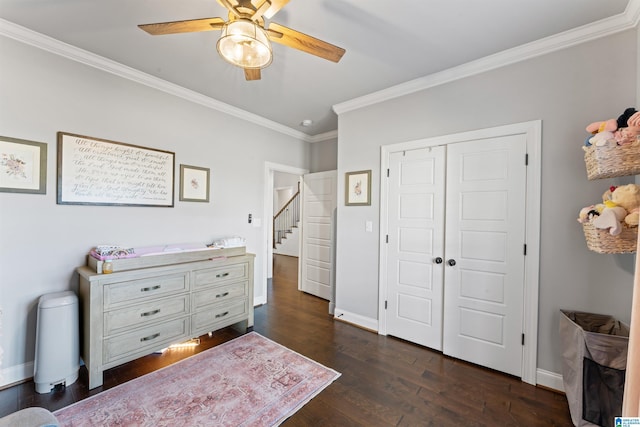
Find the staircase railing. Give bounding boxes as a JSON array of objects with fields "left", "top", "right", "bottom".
[{"left": 273, "top": 186, "right": 300, "bottom": 249}]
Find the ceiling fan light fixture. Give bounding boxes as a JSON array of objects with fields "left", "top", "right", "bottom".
[{"left": 216, "top": 19, "right": 272, "bottom": 69}]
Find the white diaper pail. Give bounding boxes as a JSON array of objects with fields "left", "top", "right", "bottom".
[{"left": 34, "top": 291, "right": 80, "bottom": 394}]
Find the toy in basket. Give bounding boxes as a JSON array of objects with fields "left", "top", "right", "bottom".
[
  {"left": 583, "top": 108, "right": 640, "bottom": 180},
  {"left": 577, "top": 184, "right": 639, "bottom": 254}
]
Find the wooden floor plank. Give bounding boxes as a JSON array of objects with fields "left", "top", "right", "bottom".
[{"left": 0, "top": 254, "right": 573, "bottom": 426}]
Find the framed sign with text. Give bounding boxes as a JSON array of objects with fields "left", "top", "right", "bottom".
[{"left": 57, "top": 132, "right": 175, "bottom": 207}]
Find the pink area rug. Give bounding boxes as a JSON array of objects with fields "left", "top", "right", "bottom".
[{"left": 54, "top": 332, "right": 340, "bottom": 426}]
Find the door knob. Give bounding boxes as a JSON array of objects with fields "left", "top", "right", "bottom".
[
  {"left": 434, "top": 257, "right": 443, "bottom": 264},
  {"left": 447, "top": 259, "right": 456, "bottom": 266}
]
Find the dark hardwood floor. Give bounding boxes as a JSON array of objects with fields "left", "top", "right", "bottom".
[{"left": 1, "top": 254, "right": 573, "bottom": 426}]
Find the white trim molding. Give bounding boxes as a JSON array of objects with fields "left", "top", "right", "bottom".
[
  {"left": 334, "top": 308, "right": 378, "bottom": 332},
  {"left": 334, "top": 0, "right": 640, "bottom": 115},
  {"left": 1, "top": 362, "right": 33, "bottom": 389},
  {"left": 2, "top": 0, "right": 638, "bottom": 143},
  {"left": 537, "top": 369, "right": 565, "bottom": 393},
  {"left": 262, "top": 162, "right": 308, "bottom": 306},
  {"left": 0, "top": 19, "right": 331, "bottom": 143}
]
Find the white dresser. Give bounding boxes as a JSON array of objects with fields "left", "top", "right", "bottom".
[{"left": 77, "top": 253, "right": 254, "bottom": 389}]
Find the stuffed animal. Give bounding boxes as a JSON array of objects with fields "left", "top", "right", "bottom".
[
  {"left": 616, "top": 107, "right": 638, "bottom": 129},
  {"left": 590, "top": 186, "right": 624, "bottom": 235},
  {"left": 586, "top": 118, "right": 618, "bottom": 135},
  {"left": 585, "top": 107, "right": 639, "bottom": 146},
  {"left": 614, "top": 108, "right": 640, "bottom": 145},
  {"left": 585, "top": 119, "right": 617, "bottom": 146},
  {"left": 588, "top": 131, "right": 616, "bottom": 147},
  {"left": 577, "top": 204, "right": 602, "bottom": 223},
  {"left": 592, "top": 199, "right": 627, "bottom": 235},
  {"left": 611, "top": 183, "right": 640, "bottom": 226},
  {"left": 615, "top": 126, "right": 640, "bottom": 145},
  {"left": 628, "top": 111, "right": 640, "bottom": 127},
  {"left": 578, "top": 186, "right": 612, "bottom": 224}
]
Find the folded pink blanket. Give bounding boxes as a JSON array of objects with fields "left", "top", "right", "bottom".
[{"left": 90, "top": 242, "right": 210, "bottom": 260}]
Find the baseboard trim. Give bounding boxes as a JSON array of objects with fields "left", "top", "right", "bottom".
[
  {"left": 329, "top": 307, "right": 567, "bottom": 394},
  {"left": 536, "top": 368, "right": 564, "bottom": 393},
  {"left": 333, "top": 308, "right": 378, "bottom": 332},
  {"left": 1, "top": 361, "right": 33, "bottom": 389}
]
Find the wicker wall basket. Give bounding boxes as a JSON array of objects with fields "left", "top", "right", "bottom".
[
  {"left": 583, "top": 143, "right": 640, "bottom": 180},
  {"left": 582, "top": 222, "right": 638, "bottom": 254}
]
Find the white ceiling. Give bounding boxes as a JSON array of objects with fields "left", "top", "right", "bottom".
[{"left": 0, "top": 0, "right": 634, "bottom": 138}]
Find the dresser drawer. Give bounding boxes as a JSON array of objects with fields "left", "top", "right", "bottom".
[
  {"left": 193, "top": 263, "right": 248, "bottom": 289},
  {"left": 192, "top": 281, "right": 248, "bottom": 311},
  {"left": 103, "top": 317, "right": 189, "bottom": 364},
  {"left": 104, "top": 295, "right": 190, "bottom": 336},
  {"left": 191, "top": 299, "right": 248, "bottom": 333},
  {"left": 104, "top": 272, "right": 189, "bottom": 308}
]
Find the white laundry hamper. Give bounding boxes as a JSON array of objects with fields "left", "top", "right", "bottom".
[{"left": 34, "top": 291, "right": 80, "bottom": 394}]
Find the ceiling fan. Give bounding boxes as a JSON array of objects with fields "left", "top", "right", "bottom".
[{"left": 139, "top": 0, "right": 346, "bottom": 81}]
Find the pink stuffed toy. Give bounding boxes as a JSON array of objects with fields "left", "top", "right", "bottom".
[
  {"left": 585, "top": 108, "right": 640, "bottom": 146},
  {"left": 628, "top": 111, "right": 640, "bottom": 127}
]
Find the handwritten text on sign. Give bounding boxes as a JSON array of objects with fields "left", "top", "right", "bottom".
[{"left": 58, "top": 134, "right": 174, "bottom": 206}]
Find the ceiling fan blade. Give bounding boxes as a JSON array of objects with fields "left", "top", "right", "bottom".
[
  {"left": 139, "top": 17, "right": 225, "bottom": 35},
  {"left": 244, "top": 68, "right": 261, "bottom": 80},
  {"left": 262, "top": 0, "right": 289, "bottom": 19},
  {"left": 267, "top": 22, "right": 345, "bottom": 63}
]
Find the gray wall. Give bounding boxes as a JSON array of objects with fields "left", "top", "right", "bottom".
[
  {"left": 334, "top": 29, "right": 638, "bottom": 376},
  {"left": 309, "top": 138, "right": 338, "bottom": 172},
  {"left": 0, "top": 36, "right": 309, "bottom": 384}
]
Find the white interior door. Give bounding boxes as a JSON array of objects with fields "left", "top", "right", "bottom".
[
  {"left": 300, "top": 170, "right": 337, "bottom": 300},
  {"left": 442, "top": 134, "right": 527, "bottom": 377},
  {"left": 386, "top": 147, "right": 446, "bottom": 349}
]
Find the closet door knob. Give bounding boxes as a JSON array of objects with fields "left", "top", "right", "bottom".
[
  {"left": 447, "top": 259, "right": 456, "bottom": 266},
  {"left": 434, "top": 257, "right": 443, "bottom": 264}
]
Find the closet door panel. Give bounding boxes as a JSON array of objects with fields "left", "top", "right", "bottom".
[
  {"left": 386, "top": 147, "right": 446, "bottom": 350},
  {"left": 442, "top": 134, "right": 527, "bottom": 378}
]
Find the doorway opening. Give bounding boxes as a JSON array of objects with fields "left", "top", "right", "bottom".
[{"left": 261, "top": 162, "right": 308, "bottom": 306}]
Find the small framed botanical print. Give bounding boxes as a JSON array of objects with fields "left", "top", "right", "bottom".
[
  {"left": 345, "top": 170, "right": 371, "bottom": 206},
  {"left": 179, "top": 164, "right": 210, "bottom": 202}
]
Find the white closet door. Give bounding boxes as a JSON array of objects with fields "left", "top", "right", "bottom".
[
  {"left": 300, "top": 170, "right": 337, "bottom": 300},
  {"left": 442, "top": 134, "right": 527, "bottom": 377},
  {"left": 386, "top": 147, "right": 446, "bottom": 349}
]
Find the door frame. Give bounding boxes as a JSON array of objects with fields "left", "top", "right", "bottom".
[
  {"left": 261, "top": 162, "right": 308, "bottom": 306},
  {"left": 378, "top": 120, "right": 541, "bottom": 385}
]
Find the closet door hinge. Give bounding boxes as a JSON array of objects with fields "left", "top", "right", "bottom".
[
  {"left": 525, "top": 153, "right": 529, "bottom": 165},
  {"left": 385, "top": 300, "right": 388, "bottom": 309},
  {"left": 523, "top": 244, "right": 527, "bottom": 255},
  {"left": 522, "top": 333, "right": 525, "bottom": 345},
  {"left": 387, "top": 168, "right": 390, "bottom": 177},
  {"left": 386, "top": 235, "right": 389, "bottom": 243}
]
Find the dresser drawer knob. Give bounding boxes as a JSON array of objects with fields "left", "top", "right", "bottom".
[
  {"left": 216, "top": 272, "right": 230, "bottom": 278},
  {"left": 140, "top": 333, "right": 160, "bottom": 342},
  {"left": 215, "top": 311, "right": 229, "bottom": 319},
  {"left": 140, "top": 309, "right": 160, "bottom": 317},
  {"left": 141, "top": 285, "right": 161, "bottom": 292},
  {"left": 216, "top": 292, "right": 230, "bottom": 298}
]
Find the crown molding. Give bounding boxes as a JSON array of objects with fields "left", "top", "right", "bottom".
[
  {"left": 334, "top": 0, "right": 640, "bottom": 115},
  {"left": 0, "top": 18, "right": 321, "bottom": 142},
  {"left": 307, "top": 129, "right": 338, "bottom": 143},
  {"left": 2, "top": 0, "right": 638, "bottom": 140}
]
